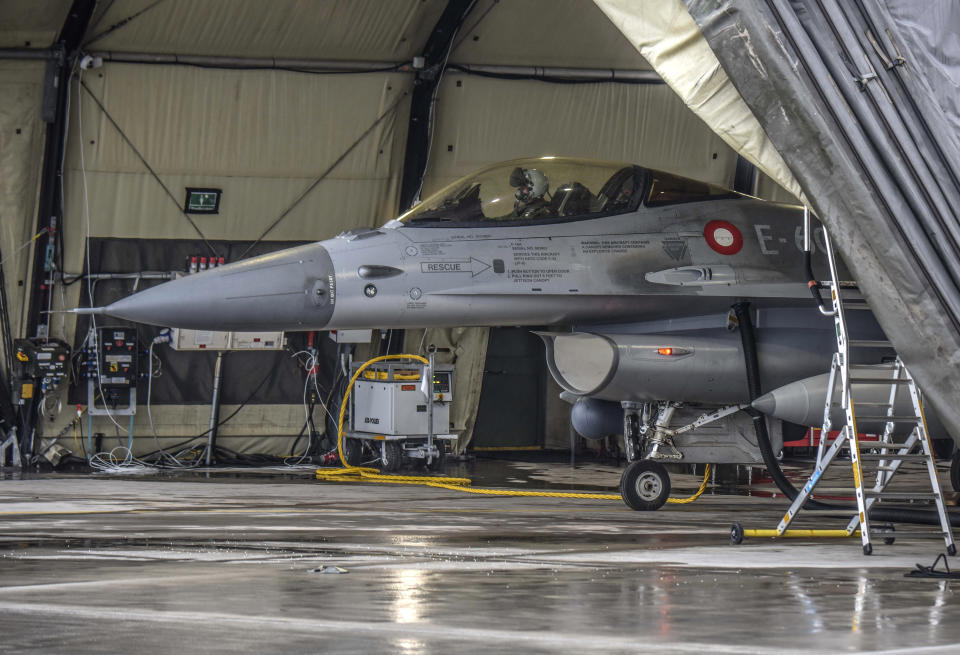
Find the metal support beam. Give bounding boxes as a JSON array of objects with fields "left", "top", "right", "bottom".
[
  {"left": 398, "top": 0, "right": 478, "bottom": 212},
  {"left": 20, "top": 0, "right": 97, "bottom": 464},
  {"left": 0, "top": 48, "right": 60, "bottom": 61}
]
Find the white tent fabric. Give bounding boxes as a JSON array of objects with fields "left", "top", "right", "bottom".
[
  {"left": 592, "top": 0, "right": 804, "bottom": 202},
  {"left": 85, "top": 0, "right": 446, "bottom": 61},
  {"left": 420, "top": 73, "right": 739, "bottom": 197},
  {"left": 66, "top": 64, "right": 409, "bottom": 243},
  {"left": 0, "top": 0, "right": 70, "bottom": 48},
  {"left": 0, "top": 61, "right": 47, "bottom": 338}
]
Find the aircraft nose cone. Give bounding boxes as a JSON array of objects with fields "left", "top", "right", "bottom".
[
  {"left": 101, "top": 243, "right": 336, "bottom": 331},
  {"left": 751, "top": 392, "right": 777, "bottom": 416}
]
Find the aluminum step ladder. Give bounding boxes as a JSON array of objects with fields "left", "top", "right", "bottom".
[{"left": 775, "top": 225, "right": 955, "bottom": 555}]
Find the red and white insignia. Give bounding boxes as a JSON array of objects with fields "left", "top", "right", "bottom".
[{"left": 704, "top": 220, "right": 743, "bottom": 255}]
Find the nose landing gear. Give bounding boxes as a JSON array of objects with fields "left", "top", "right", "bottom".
[{"left": 620, "top": 459, "right": 671, "bottom": 510}]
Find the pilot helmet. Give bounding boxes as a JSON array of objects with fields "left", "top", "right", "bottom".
[{"left": 511, "top": 167, "right": 549, "bottom": 204}]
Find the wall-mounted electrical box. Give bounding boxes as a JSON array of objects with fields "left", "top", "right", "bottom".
[
  {"left": 169, "top": 328, "right": 285, "bottom": 351},
  {"left": 230, "top": 331, "right": 284, "bottom": 350},
  {"left": 96, "top": 327, "right": 138, "bottom": 388},
  {"left": 13, "top": 338, "right": 70, "bottom": 397},
  {"left": 172, "top": 328, "right": 230, "bottom": 351},
  {"left": 328, "top": 329, "right": 372, "bottom": 344}
]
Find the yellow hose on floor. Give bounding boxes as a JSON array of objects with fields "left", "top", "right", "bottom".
[{"left": 315, "top": 354, "right": 711, "bottom": 504}]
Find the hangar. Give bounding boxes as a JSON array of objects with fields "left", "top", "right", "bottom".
[{"left": 3, "top": 0, "right": 960, "bottom": 652}]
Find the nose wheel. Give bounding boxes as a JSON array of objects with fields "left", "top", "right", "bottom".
[{"left": 620, "top": 459, "right": 671, "bottom": 511}]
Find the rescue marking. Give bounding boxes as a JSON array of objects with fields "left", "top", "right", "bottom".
[{"left": 421, "top": 258, "right": 491, "bottom": 277}]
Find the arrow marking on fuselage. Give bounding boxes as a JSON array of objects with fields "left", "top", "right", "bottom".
[{"left": 421, "top": 258, "right": 491, "bottom": 277}]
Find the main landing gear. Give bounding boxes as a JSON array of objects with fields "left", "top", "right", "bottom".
[{"left": 616, "top": 400, "right": 736, "bottom": 510}]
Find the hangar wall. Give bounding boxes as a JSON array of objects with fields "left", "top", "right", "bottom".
[
  {"left": 420, "top": 76, "right": 738, "bottom": 194},
  {"left": 51, "top": 63, "right": 412, "bottom": 450},
  {"left": 65, "top": 66, "right": 409, "bottom": 242},
  {"left": 0, "top": 61, "right": 46, "bottom": 342}
]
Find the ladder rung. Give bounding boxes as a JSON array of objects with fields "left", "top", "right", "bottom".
[
  {"left": 842, "top": 305, "right": 873, "bottom": 311},
  {"left": 849, "top": 363, "right": 897, "bottom": 370},
  {"left": 822, "top": 280, "right": 859, "bottom": 289},
  {"left": 860, "top": 453, "right": 927, "bottom": 460},
  {"left": 849, "top": 378, "right": 911, "bottom": 384},
  {"left": 869, "top": 529, "right": 950, "bottom": 537},
  {"left": 863, "top": 491, "right": 939, "bottom": 500},
  {"left": 852, "top": 401, "right": 893, "bottom": 407},
  {"left": 855, "top": 415, "right": 920, "bottom": 421},
  {"left": 848, "top": 340, "right": 892, "bottom": 348}
]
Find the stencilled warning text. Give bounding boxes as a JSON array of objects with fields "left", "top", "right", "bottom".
[
  {"left": 580, "top": 239, "right": 650, "bottom": 254},
  {"left": 510, "top": 268, "right": 570, "bottom": 283},
  {"left": 511, "top": 243, "right": 560, "bottom": 263}
]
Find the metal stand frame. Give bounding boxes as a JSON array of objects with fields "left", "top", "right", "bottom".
[{"left": 767, "top": 220, "right": 954, "bottom": 554}]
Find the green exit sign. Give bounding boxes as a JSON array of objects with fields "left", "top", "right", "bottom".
[{"left": 184, "top": 188, "right": 221, "bottom": 214}]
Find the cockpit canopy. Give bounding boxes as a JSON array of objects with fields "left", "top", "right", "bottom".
[{"left": 397, "top": 157, "right": 738, "bottom": 226}]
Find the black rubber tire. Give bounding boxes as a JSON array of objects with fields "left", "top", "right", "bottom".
[
  {"left": 730, "top": 522, "right": 744, "bottom": 545},
  {"left": 341, "top": 438, "right": 362, "bottom": 467},
  {"left": 883, "top": 525, "right": 896, "bottom": 546},
  {"left": 863, "top": 543, "right": 873, "bottom": 556},
  {"left": 620, "top": 460, "right": 671, "bottom": 511},
  {"left": 380, "top": 441, "right": 402, "bottom": 473},
  {"left": 424, "top": 443, "right": 446, "bottom": 472}
]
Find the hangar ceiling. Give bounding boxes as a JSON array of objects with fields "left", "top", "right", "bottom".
[
  {"left": 0, "top": 0, "right": 70, "bottom": 48},
  {"left": 85, "top": 0, "right": 446, "bottom": 60}
]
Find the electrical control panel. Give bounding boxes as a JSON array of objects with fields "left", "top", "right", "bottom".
[
  {"left": 431, "top": 370, "right": 452, "bottom": 401},
  {"left": 12, "top": 338, "right": 70, "bottom": 397},
  {"left": 95, "top": 327, "right": 138, "bottom": 388}
]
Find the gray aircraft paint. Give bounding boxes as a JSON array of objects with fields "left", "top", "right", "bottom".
[
  {"left": 97, "top": 198, "right": 822, "bottom": 330},
  {"left": 753, "top": 369, "right": 949, "bottom": 439}
]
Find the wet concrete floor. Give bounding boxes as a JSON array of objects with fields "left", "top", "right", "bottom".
[{"left": 1, "top": 458, "right": 958, "bottom": 653}]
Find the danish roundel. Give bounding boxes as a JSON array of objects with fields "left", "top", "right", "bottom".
[{"left": 704, "top": 220, "right": 743, "bottom": 255}]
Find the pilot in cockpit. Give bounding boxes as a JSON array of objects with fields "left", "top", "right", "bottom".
[{"left": 509, "top": 167, "right": 552, "bottom": 218}]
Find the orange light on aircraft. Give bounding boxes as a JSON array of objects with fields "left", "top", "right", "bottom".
[{"left": 657, "top": 347, "right": 674, "bottom": 356}]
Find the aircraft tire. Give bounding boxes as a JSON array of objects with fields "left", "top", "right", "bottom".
[
  {"left": 381, "top": 441, "right": 402, "bottom": 473},
  {"left": 881, "top": 524, "right": 896, "bottom": 546},
  {"left": 620, "top": 460, "right": 671, "bottom": 511},
  {"left": 342, "top": 437, "right": 362, "bottom": 467}
]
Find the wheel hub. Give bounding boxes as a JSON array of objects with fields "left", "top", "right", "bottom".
[{"left": 635, "top": 471, "right": 662, "bottom": 501}]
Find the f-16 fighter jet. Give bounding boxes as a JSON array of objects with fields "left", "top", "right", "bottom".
[{"left": 82, "top": 157, "right": 902, "bottom": 508}]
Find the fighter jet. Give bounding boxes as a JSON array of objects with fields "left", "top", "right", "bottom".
[{"left": 82, "top": 156, "right": 898, "bottom": 507}]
